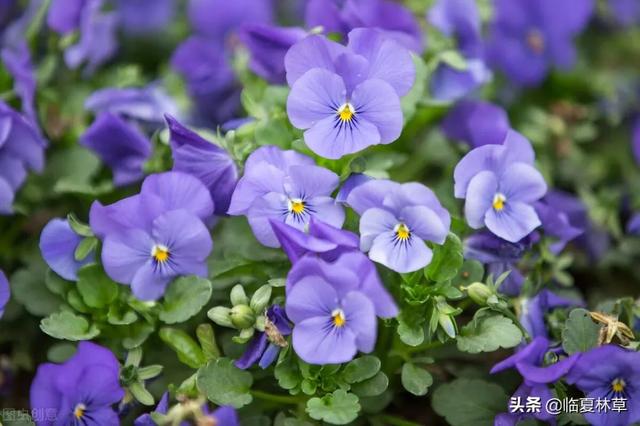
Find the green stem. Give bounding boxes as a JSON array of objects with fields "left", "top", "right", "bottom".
[
  {"left": 250, "top": 390, "right": 304, "bottom": 405},
  {"left": 377, "top": 414, "right": 423, "bottom": 426}
]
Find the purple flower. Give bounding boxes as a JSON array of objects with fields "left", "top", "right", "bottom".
[
  {"left": 441, "top": 100, "right": 510, "bottom": 148},
  {"left": 239, "top": 24, "right": 307, "bottom": 84},
  {"left": 519, "top": 290, "right": 582, "bottom": 339},
  {"left": 92, "top": 172, "right": 214, "bottom": 300},
  {"left": 80, "top": 112, "right": 152, "bottom": 187},
  {"left": 535, "top": 193, "right": 584, "bottom": 253},
  {"left": 305, "top": 0, "right": 424, "bottom": 53},
  {"left": 227, "top": 146, "right": 344, "bottom": 247},
  {"left": 429, "top": 60, "right": 491, "bottom": 102},
  {"left": 566, "top": 345, "right": 640, "bottom": 426},
  {"left": 47, "top": 0, "right": 84, "bottom": 34},
  {"left": 235, "top": 305, "right": 292, "bottom": 370},
  {"left": 486, "top": 0, "right": 594, "bottom": 86},
  {"left": 454, "top": 130, "right": 547, "bottom": 242},
  {"left": 85, "top": 84, "right": 180, "bottom": 128},
  {"left": 187, "top": 0, "right": 272, "bottom": 41},
  {"left": 336, "top": 173, "right": 373, "bottom": 203},
  {"left": 135, "top": 392, "right": 239, "bottom": 426},
  {"left": 114, "top": 0, "right": 175, "bottom": 35},
  {"left": 609, "top": 0, "right": 640, "bottom": 26},
  {"left": 166, "top": 114, "right": 238, "bottom": 216},
  {"left": 285, "top": 256, "right": 378, "bottom": 364},
  {"left": 633, "top": 118, "right": 640, "bottom": 165},
  {"left": 492, "top": 337, "right": 581, "bottom": 424},
  {"left": 134, "top": 392, "right": 169, "bottom": 426},
  {"left": 30, "top": 341, "right": 125, "bottom": 426},
  {"left": 39, "top": 219, "right": 95, "bottom": 281},
  {"left": 347, "top": 179, "right": 451, "bottom": 273},
  {"left": 629, "top": 214, "right": 640, "bottom": 235},
  {"left": 0, "top": 101, "right": 47, "bottom": 214},
  {"left": 62, "top": 0, "right": 118, "bottom": 74},
  {"left": 1, "top": 40, "right": 36, "bottom": 122},
  {"left": 0, "top": 269, "right": 9, "bottom": 318}
]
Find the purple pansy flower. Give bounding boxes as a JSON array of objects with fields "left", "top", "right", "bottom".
[
  {"left": 336, "top": 173, "right": 373, "bottom": 203},
  {"left": 609, "top": 0, "right": 640, "bottom": 27},
  {"left": 305, "top": 0, "right": 423, "bottom": 53},
  {"left": 492, "top": 337, "right": 581, "bottom": 424},
  {"left": 80, "top": 112, "right": 152, "bottom": 187},
  {"left": 535, "top": 194, "right": 584, "bottom": 254},
  {"left": 238, "top": 24, "right": 307, "bottom": 84},
  {"left": 30, "top": 341, "right": 125, "bottom": 426},
  {"left": 454, "top": 130, "right": 547, "bottom": 243},
  {"left": 187, "top": 0, "right": 272, "bottom": 41},
  {"left": 486, "top": 0, "right": 594, "bottom": 86},
  {"left": 166, "top": 114, "right": 238, "bottom": 216},
  {"left": 227, "top": 146, "right": 344, "bottom": 247},
  {"left": 285, "top": 28, "right": 415, "bottom": 159},
  {"left": 566, "top": 345, "right": 640, "bottom": 426},
  {"left": 629, "top": 214, "right": 640, "bottom": 235},
  {"left": 114, "top": 0, "right": 175, "bottom": 35},
  {"left": 39, "top": 219, "right": 95, "bottom": 281},
  {"left": 46, "top": 0, "right": 84, "bottom": 34},
  {"left": 236, "top": 305, "right": 292, "bottom": 370},
  {"left": 441, "top": 100, "right": 510, "bottom": 148},
  {"left": 633, "top": 118, "right": 640, "bottom": 166},
  {"left": 519, "top": 290, "right": 582, "bottom": 339},
  {"left": 429, "top": 60, "right": 491, "bottom": 102},
  {"left": 1, "top": 40, "right": 36, "bottom": 122},
  {"left": 135, "top": 392, "right": 239, "bottom": 426},
  {"left": 0, "top": 101, "right": 47, "bottom": 214},
  {"left": 347, "top": 179, "right": 451, "bottom": 273},
  {"left": 285, "top": 256, "right": 378, "bottom": 364},
  {"left": 92, "top": 172, "right": 214, "bottom": 300},
  {"left": 0, "top": 269, "right": 9, "bottom": 318}
]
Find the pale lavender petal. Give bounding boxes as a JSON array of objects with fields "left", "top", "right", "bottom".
[
  {"left": 485, "top": 202, "right": 541, "bottom": 243},
  {"left": 284, "top": 35, "right": 346, "bottom": 86},
  {"left": 308, "top": 217, "right": 359, "bottom": 249},
  {"left": 303, "top": 113, "right": 381, "bottom": 159},
  {"left": 369, "top": 231, "right": 433, "bottom": 273},
  {"left": 0, "top": 177, "right": 14, "bottom": 214},
  {"left": 130, "top": 262, "right": 172, "bottom": 301},
  {"left": 287, "top": 68, "right": 346, "bottom": 130},
  {"left": 336, "top": 173, "right": 373, "bottom": 203},
  {"left": 351, "top": 79, "right": 403, "bottom": 143},
  {"left": 306, "top": 196, "right": 345, "bottom": 229},
  {"left": 346, "top": 179, "right": 399, "bottom": 215},
  {"left": 285, "top": 275, "right": 337, "bottom": 323},
  {"left": 359, "top": 207, "right": 397, "bottom": 252},
  {"left": 227, "top": 163, "right": 285, "bottom": 215},
  {"left": 500, "top": 163, "right": 547, "bottom": 203},
  {"left": 102, "top": 228, "right": 153, "bottom": 284},
  {"left": 141, "top": 171, "right": 214, "bottom": 221},
  {"left": 244, "top": 145, "right": 315, "bottom": 171},
  {"left": 292, "top": 316, "right": 358, "bottom": 364},
  {"left": 286, "top": 165, "right": 340, "bottom": 198},
  {"left": 342, "top": 291, "right": 377, "bottom": 353},
  {"left": 464, "top": 170, "right": 498, "bottom": 229},
  {"left": 401, "top": 205, "right": 449, "bottom": 244},
  {"left": 247, "top": 192, "right": 289, "bottom": 247},
  {"left": 151, "top": 210, "right": 213, "bottom": 265},
  {"left": 39, "top": 219, "right": 95, "bottom": 281}
]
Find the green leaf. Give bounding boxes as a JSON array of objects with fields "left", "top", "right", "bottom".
[
  {"left": 424, "top": 233, "right": 464, "bottom": 283},
  {"left": 401, "top": 363, "right": 433, "bottom": 396},
  {"left": 401, "top": 54, "right": 428, "bottom": 122},
  {"left": 350, "top": 372, "right": 388, "bottom": 397},
  {"left": 306, "top": 389, "right": 360, "bottom": 425},
  {"left": 453, "top": 260, "right": 485, "bottom": 287},
  {"left": 67, "top": 213, "right": 93, "bottom": 237},
  {"left": 74, "top": 237, "right": 97, "bottom": 261},
  {"left": 159, "top": 276, "right": 212, "bottom": 324},
  {"left": 562, "top": 308, "right": 600, "bottom": 355},
  {"left": 40, "top": 311, "right": 100, "bottom": 341},
  {"left": 47, "top": 343, "right": 77, "bottom": 363},
  {"left": 432, "top": 379, "right": 509, "bottom": 426},
  {"left": 196, "top": 323, "right": 221, "bottom": 360},
  {"left": 45, "top": 269, "right": 72, "bottom": 297},
  {"left": 197, "top": 358, "right": 254, "bottom": 408},
  {"left": 275, "top": 355, "right": 302, "bottom": 391},
  {"left": 137, "top": 365, "right": 163, "bottom": 380},
  {"left": 129, "top": 381, "right": 155, "bottom": 406},
  {"left": 342, "top": 355, "right": 381, "bottom": 383},
  {"left": 107, "top": 305, "right": 138, "bottom": 325},
  {"left": 439, "top": 50, "right": 468, "bottom": 70},
  {"left": 159, "top": 327, "right": 207, "bottom": 368},
  {"left": 457, "top": 314, "right": 522, "bottom": 353},
  {"left": 76, "top": 264, "right": 119, "bottom": 308},
  {"left": 12, "top": 267, "right": 62, "bottom": 316},
  {"left": 397, "top": 318, "right": 425, "bottom": 346}
]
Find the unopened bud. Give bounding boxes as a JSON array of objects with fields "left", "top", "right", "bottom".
[
  {"left": 229, "top": 305, "right": 256, "bottom": 329},
  {"left": 465, "top": 282, "right": 493, "bottom": 305}
]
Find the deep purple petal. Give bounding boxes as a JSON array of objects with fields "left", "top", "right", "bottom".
[
  {"left": 234, "top": 333, "right": 269, "bottom": 370},
  {"left": 441, "top": 100, "right": 510, "bottom": 148},
  {"left": 0, "top": 269, "right": 10, "bottom": 318},
  {"left": 270, "top": 219, "right": 339, "bottom": 264},
  {"left": 212, "top": 406, "right": 239, "bottom": 426}
]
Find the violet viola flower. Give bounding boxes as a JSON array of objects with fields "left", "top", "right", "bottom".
[
  {"left": 39, "top": 219, "right": 95, "bottom": 281},
  {"left": 114, "top": 0, "right": 175, "bottom": 35},
  {"left": 235, "top": 305, "right": 292, "bottom": 370},
  {"left": 91, "top": 172, "right": 214, "bottom": 300},
  {"left": 566, "top": 345, "right": 640, "bottom": 426},
  {"left": 285, "top": 256, "right": 378, "bottom": 364},
  {"left": 336, "top": 173, "right": 373, "bottom": 204},
  {"left": 0, "top": 269, "right": 9, "bottom": 318},
  {"left": 305, "top": 0, "right": 423, "bottom": 53},
  {"left": 0, "top": 101, "right": 47, "bottom": 214},
  {"left": 46, "top": 0, "right": 84, "bottom": 34},
  {"left": 347, "top": 179, "right": 451, "bottom": 273},
  {"left": 486, "top": 0, "right": 594, "bottom": 86},
  {"left": 166, "top": 114, "right": 238, "bottom": 216},
  {"left": 609, "top": 0, "right": 640, "bottom": 27},
  {"left": 519, "top": 290, "right": 582, "bottom": 339},
  {"left": 238, "top": 24, "right": 307, "bottom": 85},
  {"left": 80, "top": 112, "right": 152, "bottom": 187},
  {"left": 535, "top": 193, "right": 584, "bottom": 254},
  {"left": 629, "top": 214, "right": 640, "bottom": 235},
  {"left": 1, "top": 40, "right": 36, "bottom": 122},
  {"left": 285, "top": 28, "right": 415, "bottom": 159},
  {"left": 227, "top": 146, "right": 344, "bottom": 247},
  {"left": 454, "top": 130, "right": 547, "bottom": 243},
  {"left": 491, "top": 337, "right": 581, "bottom": 425},
  {"left": 633, "top": 118, "right": 640, "bottom": 165},
  {"left": 30, "top": 341, "right": 125, "bottom": 426},
  {"left": 441, "top": 100, "right": 510, "bottom": 148}
]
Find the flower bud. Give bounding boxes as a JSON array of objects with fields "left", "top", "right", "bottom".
[
  {"left": 207, "top": 306, "right": 233, "bottom": 328},
  {"left": 250, "top": 285, "right": 272, "bottom": 313},
  {"left": 465, "top": 282, "right": 493, "bottom": 305},
  {"left": 229, "top": 304, "right": 256, "bottom": 329},
  {"left": 230, "top": 284, "right": 248, "bottom": 306},
  {"left": 438, "top": 313, "right": 457, "bottom": 339}
]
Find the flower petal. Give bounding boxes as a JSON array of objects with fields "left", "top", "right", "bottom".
[
  {"left": 464, "top": 170, "right": 498, "bottom": 229},
  {"left": 286, "top": 275, "right": 338, "bottom": 324},
  {"left": 351, "top": 78, "right": 403, "bottom": 143},
  {"left": 292, "top": 316, "right": 358, "bottom": 364},
  {"left": 359, "top": 207, "right": 398, "bottom": 252},
  {"left": 500, "top": 162, "right": 547, "bottom": 203},
  {"left": 368, "top": 230, "right": 433, "bottom": 273},
  {"left": 342, "top": 291, "right": 377, "bottom": 353},
  {"left": 485, "top": 201, "right": 541, "bottom": 243}
]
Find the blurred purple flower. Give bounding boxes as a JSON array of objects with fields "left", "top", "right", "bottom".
[
  {"left": 535, "top": 193, "right": 584, "bottom": 253},
  {"left": 166, "top": 114, "right": 238, "bottom": 216},
  {"left": 629, "top": 214, "right": 640, "bottom": 235},
  {"left": 305, "top": 0, "right": 423, "bottom": 53},
  {"left": 487, "top": 0, "right": 594, "bottom": 86},
  {"left": 0, "top": 101, "right": 47, "bottom": 214},
  {"left": 47, "top": 0, "right": 85, "bottom": 34},
  {"left": 30, "top": 341, "right": 124, "bottom": 426},
  {"left": 633, "top": 118, "right": 640, "bottom": 165},
  {"left": 80, "top": 112, "right": 152, "bottom": 187},
  {"left": 0, "top": 269, "right": 9, "bottom": 318},
  {"left": 347, "top": 179, "right": 451, "bottom": 273},
  {"left": 454, "top": 131, "right": 547, "bottom": 242},
  {"left": 285, "top": 256, "right": 378, "bottom": 364},
  {"left": 429, "top": 60, "right": 491, "bottom": 102},
  {"left": 519, "top": 290, "right": 582, "bottom": 339},
  {"left": 566, "top": 345, "right": 640, "bottom": 426},
  {"left": 1, "top": 40, "right": 36, "bottom": 122},
  {"left": 227, "top": 146, "right": 344, "bottom": 247},
  {"left": 235, "top": 305, "right": 292, "bottom": 369},
  {"left": 441, "top": 100, "right": 510, "bottom": 148},
  {"left": 114, "top": 0, "right": 175, "bottom": 35},
  {"left": 92, "top": 172, "right": 214, "bottom": 300},
  {"left": 239, "top": 24, "right": 307, "bottom": 84},
  {"left": 492, "top": 337, "right": 580, "bottom": 424},
  {"left": 336, "top": 173, "right": 373, "bottom": 203},
  {"left": 609, "top": 0, "right": 640, "bottom": 27},
  {"left": 39, "top": 219, "right": 95, "bottom": 281},
  {"left": 187, "top": 0, "right": 272, "bottom": 41}
]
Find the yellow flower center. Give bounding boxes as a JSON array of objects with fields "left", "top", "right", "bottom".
[
  {"left": 337, "top": 103, "right": 355, "bottom": 122},
  {"left": 152, "top": 244, "right": 170, "bottom": 263},
  {"left": 332, "top": 309, "right": 346, "bottom": 327},
  {"left": 527, "top": 29, "right": 545, "bottom": 54},
  {"left": 612, "top": 378, "right": 626, "bottom": 393},
  {"left": 492, "top": 193, "right": 507, "bottom": 211},
  {"left": 289, "top": 199, "right": 305, "bottom": 215},
  {"left": 74, "top": 403, "right": 86, "bottom": 419},
  {"left": 394, "top": 223, "right": 411, "bottom": 241}
]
